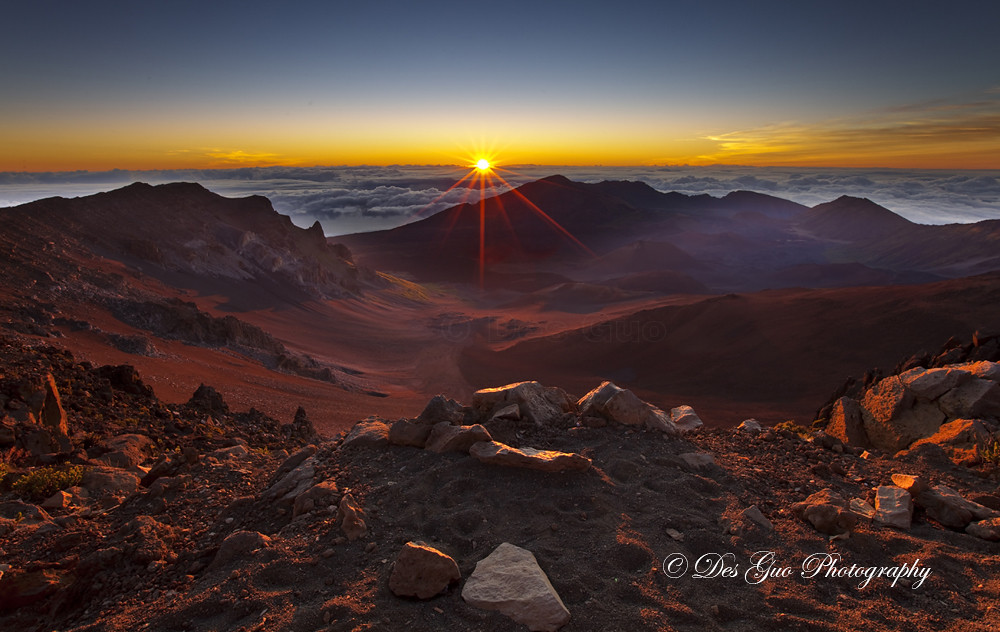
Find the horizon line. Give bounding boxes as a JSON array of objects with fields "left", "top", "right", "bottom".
[{"left": 3, "top": 162, "right": 1000, "bottom": 176}]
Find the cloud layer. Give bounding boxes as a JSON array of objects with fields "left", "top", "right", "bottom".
[{"left": 2, "top": 165, "right": 998, "bottom": 234}]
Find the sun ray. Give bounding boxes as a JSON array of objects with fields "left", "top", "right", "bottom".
[
  {"left": 407, "top": 168, "right": 476, "bottom": 220},
  {"left": 480, "top": 170, "right": 490, "bottom": 287},
  {"left": 485, "top": 171, "right": 521, "bottom": 248},
  {"left": 490, "top": 170, "right": 595, "bottom": 256},
  {"left": 438, "top": 170, "right": 479, "bottom": 244},
  {"left": 421, "top": 149, "right": 596, "bottom": 288}
]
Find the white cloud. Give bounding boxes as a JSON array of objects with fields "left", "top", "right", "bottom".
[{"left": 2, "top": 165, "right": 998, "bottom": 233}]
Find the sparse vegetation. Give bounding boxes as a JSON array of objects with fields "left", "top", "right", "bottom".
[
  {"left": 11, "top": 465, "right": 85, "bottom": 500},
  {"left": 774, "top": 420, "right": 811, "bottom": 439},
  {"left": 980, "top": 438, "right": 1000, "bottom": 466}
]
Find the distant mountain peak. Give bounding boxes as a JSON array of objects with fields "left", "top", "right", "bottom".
[
  {"left": 9, "top": 181, "right": 373, "bottom": 300},
  {"left": 539, "top": 174, "right": 573, "bottom": 185},
  {"left": 799, "top": 194, "right": 913, "bottom": 241}
]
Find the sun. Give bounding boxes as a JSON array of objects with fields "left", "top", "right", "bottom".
[{"left": 475, "top": 158, "right": 491, "bottom": 172}]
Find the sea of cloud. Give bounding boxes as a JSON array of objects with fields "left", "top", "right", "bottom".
[{"left": 1, "top": 165, "right": 998, "bottom": 235}]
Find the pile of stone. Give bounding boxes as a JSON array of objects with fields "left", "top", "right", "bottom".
[
  {"left": 388, "top": 540, "right": 570, "bottom": 632},
  {"left": 792, "top": 472, "right": 1000, "bottom": 542},
  {"left": 826, "top": 361, "right": 1000, "bottom": 462},
  {"left": 340, "top": 380, "right": 703, "bottom": 475}
]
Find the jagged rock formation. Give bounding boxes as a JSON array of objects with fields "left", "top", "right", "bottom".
[
  {"left": 7, "top": 182, "right": 382, "bottom": 300},
  {"left": 822, "top": 359, "right": 1000, "bottom": 460}
]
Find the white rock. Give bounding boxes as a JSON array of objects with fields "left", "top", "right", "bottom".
[
  {"left": 874, "top": 486, "right": 913, "bottom": 529},
  {"left": 462, "top": 543, "right": 570, "bottom": 632},
  {"left": 737, "top": 419, "right": 762, "bottom": 434},
  {"left": 670, "top": 405, "right": 703, "bottom": 433}
]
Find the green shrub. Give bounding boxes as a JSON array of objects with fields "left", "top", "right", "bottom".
[{"left": 11, "top": 465, "right": 85, "bottom": 500}]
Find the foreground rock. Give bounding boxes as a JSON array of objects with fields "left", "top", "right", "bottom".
[
  {"left": 577, "top": 381, "right": 678, "bottom": 434},
  {"left": 791, "top": 489, "right": 857, "bottom": 536},
  {"left": 341, "top": 419, "right": 390, "bottom": 448},
  {"left": 472, "top": 382, "right": 573, "bottom": 425},
  {"left": 670, "top": 405, "right": 703, "bottom": 432},
  {"left": 874, "top": 486, "right": 913, "bottom": 529},
  {"left": 469, "top": 441, "right": 592, "bottom": 472},
  {"left": 825, "top": 360, "right": 1000, "bottom": 455},
  {"left": 388, "top": 419, "right": 433, "bottom": 448},
  {"left": 462, "top": 542, "right": 570, "bottom": 632},
  {"left": 389, "top": 541, "right": 461, "bottom": 599},
  {"left": 966, "top": 517, "right": 1000, "bottom": 541},
  {"left": 338, "top": 494, "right": 368, "bottom": 541},
  {"left": 424, "top": 423, "right": 492, "bottom": 453},
  {"left": 915, "top": 485, "right": 996, "bottom": 528}
]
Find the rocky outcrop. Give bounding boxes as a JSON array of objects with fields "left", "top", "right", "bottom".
[
  {"left": 186, "top": 384, "right": 229, "bottom": 416},
  {"left": 95, "top": 434, "right": 154, "bottom": 469},
  {"left": 39, "top": 374, "right": 69, "bottom": 450},
  {"left": 825, "top": 361, "right": 1000, "bottom": 456},
  {"left": 292, "top": 479, "right": 339, "bottom": 518},
  {"left": 210, "top": 531, "right": 271, "bottom": 569},
  {"left": 825, "top": 396, "right": 869, "bottom": 446},
  {"left": 462, "top": 542, "right": 570, "bottom": 631}
]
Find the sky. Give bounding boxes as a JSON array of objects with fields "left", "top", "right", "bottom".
[{"left": 2, "top": 0, "right": 999, "bottom": 172}]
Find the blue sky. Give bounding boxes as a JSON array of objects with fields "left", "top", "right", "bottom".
[{"left": 2, "top": 0, "right": 998, "bottom": 170}]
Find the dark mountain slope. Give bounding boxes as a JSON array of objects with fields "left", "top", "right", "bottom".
[
  {"left": 6, "top": 182, "right": 377, "bottom": 302},
  {"left": 459, "top": 272, "right": 1000, "bottom": 425},
  {"left": 798, "top": 195, "right": 915, "bottom": 241}
]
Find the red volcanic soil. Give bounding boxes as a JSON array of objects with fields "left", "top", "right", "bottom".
[{"left": 458, "top": 273, "right": 1000, "bottom": 426}]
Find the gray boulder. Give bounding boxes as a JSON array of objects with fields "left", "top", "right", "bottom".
[{"left": 462, "top": 542, "right": 570, "bottom": 631}]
